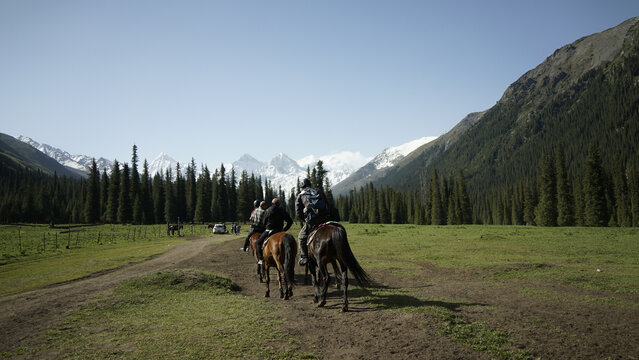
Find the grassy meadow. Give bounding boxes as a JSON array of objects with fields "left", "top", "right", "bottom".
[
  {"left": 1, "top": 223, "right": 638, "bottom": 359},
  {"left": 0, "top": 223, "right": 214, "bottom": 296}
]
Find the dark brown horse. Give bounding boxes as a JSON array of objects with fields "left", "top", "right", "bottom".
[
  {"left": 249, "top": 231, "right": 264, "bottom": 282},
  {"left": 307, "top": 222, "right": 372, "bottom": 312},
  {"left": 262, "top": 232, "right": 297, "bottom": 299}
]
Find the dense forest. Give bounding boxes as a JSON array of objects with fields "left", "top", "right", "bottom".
[
  {"left": 1, "top": 141, "right": 637, "bottom": 227},
  {"left": 0, "top": 145, "right": 326, "bottom": 225}
]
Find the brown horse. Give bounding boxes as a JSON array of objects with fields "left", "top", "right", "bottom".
[
  {"left": 262, "top": 232, "right": 298, "bottom": 299},
  {"left": 307, "top": 222, "right": 372, "bottom": 312},
  {"left": 249, "top": 232, "right": 264, "bottom": 282}
]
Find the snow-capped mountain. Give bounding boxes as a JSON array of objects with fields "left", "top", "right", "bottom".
[
  {"left": 17, "top": 135, "right": 112, "bottom": 176},
  {"left": 231, "top": 151, "right": 371, "bottom": 193},
  {"left": 147, "top": 152, "right": 185, "bottom": 177},
  {"left": 371, "top": 136, "right": 438, "bottom": 170},
  {"left": 331, "top": 136, "right": 439, "bottom": 195}
]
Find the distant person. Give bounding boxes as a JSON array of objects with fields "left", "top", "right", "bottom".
[
  {"left": 296, "top": 178, "right": 330, "bottom": 265},
  {"left": 256, "top": 198, "right": 293, "bottom": 265},
  {"left": 242, "top": 200, "right": 266, "bottom": 252}
]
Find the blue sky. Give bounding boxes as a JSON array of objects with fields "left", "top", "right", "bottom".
[{"left": 1, "top": 1, "right": 638, "bottom": 169}]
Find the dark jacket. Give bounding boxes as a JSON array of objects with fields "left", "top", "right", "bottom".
[
  {"left": 263, "top": 203, "right": 293, "bottom": 232},
  {"left": 296, "top": 186, "right": 329, "bottom": 224}
]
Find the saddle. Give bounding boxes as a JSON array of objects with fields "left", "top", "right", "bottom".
[
  {"left": 261, "top": 231, "right": 277, "bottom": 250},
  {"left": 307, "top": 221, "right": 342, "bottom": 246}
]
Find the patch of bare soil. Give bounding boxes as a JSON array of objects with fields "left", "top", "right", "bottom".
[{"left": 2, "top": 235, "right": 638, "bottom": 359}]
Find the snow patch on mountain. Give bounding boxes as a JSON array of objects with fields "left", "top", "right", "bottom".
[
  {"left": 372, "top": 136, "right": 438, "bottom": 170},
  {"left": 17, "top": 135, "right": 112, "bottom": 174}
]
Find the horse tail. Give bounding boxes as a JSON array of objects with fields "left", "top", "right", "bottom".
[
  {"left": 332, "top": 225, "right": 373, "bottom": 287},
  {"left": 282, "top": 233, "right": 297, "bottom": 286}
]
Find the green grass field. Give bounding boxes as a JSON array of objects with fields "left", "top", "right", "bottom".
[
  {"left": 0, "top": 224, "right": 213, "bottom": 296},
  {"left": 1, "top": 223, "right": 638, "bottom": 359}
]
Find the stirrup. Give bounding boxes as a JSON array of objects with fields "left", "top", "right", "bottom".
[
  {"left": 298, "top": 256, "right": 307, "bottom": 266},
  {"left": 257, "top": 260, "right": 263, "bottom": 265}
]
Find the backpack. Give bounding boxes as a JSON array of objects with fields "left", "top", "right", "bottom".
[{"left": 303, "top": 188, "right": 327, "bottom": 222}]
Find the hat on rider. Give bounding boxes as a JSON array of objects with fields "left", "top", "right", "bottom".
[
  {"left": 253, "top": 200, "right": 259, "bottom": 207},
  {"left": 302, "top": 178, "right": 311, "bottom": 188}
]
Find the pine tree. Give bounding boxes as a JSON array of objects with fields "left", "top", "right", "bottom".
[
  {"left": 236, "top": 170, "right": 251, "bottom": 222},
  {"left": 574, "top": 177, "right": 584, "bottom": 226},
  {"left": 583, "top": 143, "right": 608, "bottom": 226},
  {"left": 118, "top": 163, "right": 132, "bottom": 224},
  {"left": 100, "top": 169, "right": 109, "bottom": 222},
  {"left": 152, "top": 173, "right": 165, "bottom": 224},
  {"left": 175, "top": 163, "right": 187, "bottom": 223},
  {"left": 195, "top": 166, "right": 212, "bottom": 223},
  {"left": 535, "top": 154, "right": 557, "bottom": 226},
  {"left": 84, "top": 159, "right": 100, "bottom": 223},
  {"left": 430, "top": 169, "right": 443, "bottom": 225},
  {"left": 186, "top": 159, "right": 197, "bottom": 223},
  {"left": 556, "top": 145, "right": 575, "bottom": 226},
  {"left": 228, "top": 168, "right": 238, "bottom": 221},
  {"left": 140, "top": 160, "right": 154, "bottom": 224},
  {"left": 130, "top": 145, "right": 140, "bottom": 222},
  {"left": 105, "top": 160, "right": 120, "bottom": 223},
  {"left": 164, "top": 168, "right": 176, "bottom": 223},
  {"left": 612, "top": 160, "right": 632, "bottom": 227}
]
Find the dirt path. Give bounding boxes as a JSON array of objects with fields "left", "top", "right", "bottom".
[{"left": 2, "top": 235, "right": 638, "bottom": 359}]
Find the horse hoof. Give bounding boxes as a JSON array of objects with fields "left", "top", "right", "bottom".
[
  {"left": 341, "top": 307, "right": 348, "bottom": 312},
  {"left": 318, "top": 300, "right": 326, "bottom": 307},
  {"left": 312, "top": 296, "right": 319, "bottom": 304},
  {"left": 265, "top": 292, "right": 270, "bottom": 298}
]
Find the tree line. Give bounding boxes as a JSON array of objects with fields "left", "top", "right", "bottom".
[
  {"left": 0, "top": 145, "right": 337, "bottom": 225},
  {"left": 474, "top": 143, "right": 639, "bottom": 227},
  {"left": 2, "top": 142, "right": 637, "bottom": 228}
]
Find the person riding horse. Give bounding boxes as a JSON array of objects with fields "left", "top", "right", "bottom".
[
  {"left": 242, "top": 200, "right": 267, "bottom": 252},
  {"left": 296, "top": 178, "right": 330, "bottom": 265},
  {"left": 256, "top": 198, "right": 292, "bottom": 265}
]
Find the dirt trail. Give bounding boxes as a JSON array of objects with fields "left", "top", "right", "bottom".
[{"left": 2, "top": 235, "right": 638, "bottom": 359}]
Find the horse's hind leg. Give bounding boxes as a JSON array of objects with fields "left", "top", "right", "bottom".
[
  {"left": 331, "top": 260, "right": 341, "bottom": 290},
  {"left": 341, "top": 265, "right": 349, "bottom": 312},
  {"left": 276, "top": 267, "right": 285, "bottom": 299},
  {"left": 264, "top": 265, "right": 270, "bottom": 298},
  {"left": 318, "top": 263, "right": 330, "bottom": 307}
]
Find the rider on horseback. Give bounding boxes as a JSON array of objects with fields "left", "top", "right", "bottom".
[
  {"left": 296, "top": 178, "right": 330, "bottom": 266},
  {"left": 241, "top": 200, "right": 267, "bottom": 252},
  {"left": 256, "top": 197, "right": 293, "bottom": 265}
]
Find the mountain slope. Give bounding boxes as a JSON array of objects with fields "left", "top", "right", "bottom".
[
  {"left": 0, "top": 133, "right": 80, "bottom": 178},
  {"left": 17, "top": 136, "right": 112, "bottom": 176},
  {"left": 371, "top": 16, "right": 639, "bottom": 194},
  {"left": 332, "top": 136, "right": 438, "bottom": 195}
]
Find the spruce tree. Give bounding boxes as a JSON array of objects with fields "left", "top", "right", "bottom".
[
  {"left": 130, "top": 145, "right": 140, "bottom": 221},
  {"left": 186, "top": 159, "right": 197, "bottom": 223},
  {"left": 612, "top": 160, "right": 631, "bottom": 227},
  {"left": 430, "top": 169, "right": 443, "bottom": 225},
  {"left": 141, "top": 160, "right": 154, "bottom": 224},
  {"left": 535, "top": 154, "right": 557, "bottom": 226},
  {"left": 105, "top": 160, "right": 120, "bottom": 223},
  {"left": 118, "top": 163, "right": 132, "bottom": 224},
  {"left": 164, "top": 168, "right": 176, "bottom": 223},
  {"left": 583, "top": 143, "right": 608, "bottom": 226},
  {"left": 523, "top": 181, "right": 537, "bottom": 226},
  {"left": 153, "top": 173, "right": 165, "bottom": 224},
  {"left": 84, "top": 159, "right": 101, "bottom": 224},
  {"left": 195, "top": 166, "right": 212, "bottom": 223},
  {"left": 556, "top": 145, "right": 575, "bottom": 226},
  {"left": 99, "top": 168, "right": 109, "bottom": 222},
  {"left": 175, "top": 163, "right": 187, "bottom": 222},
  {"left": 228, "top": 168, "right": 238, "bottom": 221}
]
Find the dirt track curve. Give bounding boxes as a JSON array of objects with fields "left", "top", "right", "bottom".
[{"left": 2, "top": 235, "right": 638, "bottom": 359}]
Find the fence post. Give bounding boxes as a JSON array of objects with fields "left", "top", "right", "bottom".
[
  {"left": 98, "top": 232, "right": 101, "bottom": 244},
  {"left": 18, "top": 228, "right": 22, "bottom": 253},
  {"left": 43, "top": 233, "right": 46, "bottom": 252},
  {"left": 55, "top": 233, "right": 58, "bottom": 249}
]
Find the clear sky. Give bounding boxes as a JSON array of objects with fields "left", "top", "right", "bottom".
[{"left": 1, "top": 0, "right": 638, "bottom": 169}]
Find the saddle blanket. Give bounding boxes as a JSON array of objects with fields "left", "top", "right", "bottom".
[{"left": 307, "top": 221, "right": 342, "bottom": 246}]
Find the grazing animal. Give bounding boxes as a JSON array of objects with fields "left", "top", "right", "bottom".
[
  {"left": 307, "top": 222, "right": 372, "bottom": 312},
  {"left": 262, "top": 232, "right": 298, "bottom": 299},
  {"left": 167, "top": 224, "right": 183, "bottom": 236}
]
